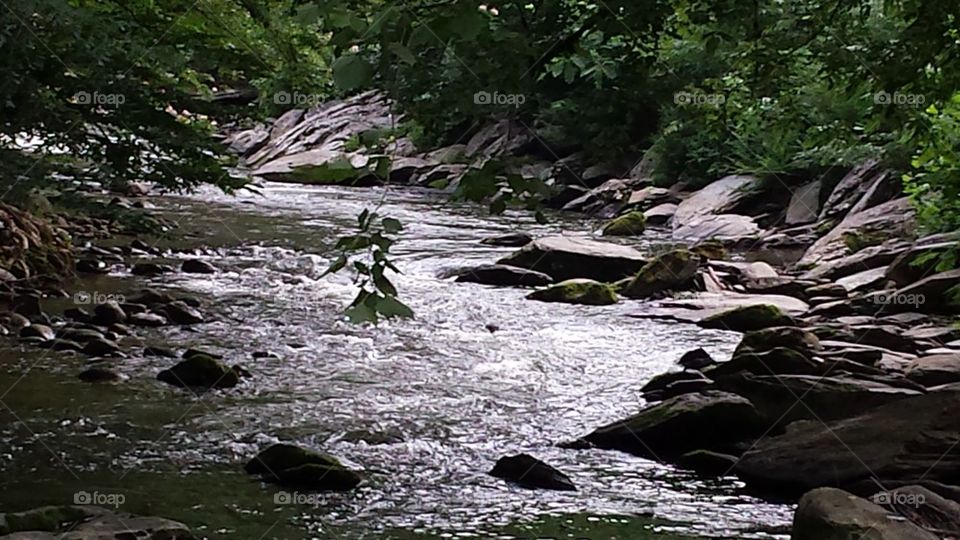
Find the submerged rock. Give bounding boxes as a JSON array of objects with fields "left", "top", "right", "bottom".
[
  {"left": 498, "top": 236, "right": 647, "bottom": 282},
  {"left": 19, "top": 324, "right": 54, "bottom": 341},
  {"left": 526, "top": 279, "right": 618, "bottom": 306},
  {"left": 92, "top": 301, "right": 127, "bottom": 325},
  {"left": 157, "top": 355, "right": 239, "bottom": 389},
  {"left": 131, "top": 262, "right": 175, "bottom": 276},
  {"left": 128, "top": 312, "right": 168, "bottom": 327},
  {"left": 601, "top": 211, "right": 647, "bottom": 236},
  {"left": 489, "top": 454, "right": 576, "bottom": 491},
  {"left": 181, "top": 259, "right": 217, "bottom": 274},
  {"left": 698, "top": 304, "right": 795, "bottom": 332},
  {"left": 453, "top": 264, "right": 553, "bottom": 287},
  {"left": 159, "top": 301, "right": 204, "bottom": 325},
  {"left": 245, "top": 443, "right": 362, "bottom": 491},
  {"left": 480, "top": 232, "right": 533, "bottom": 247},
  {"left": 78, "top": 367, "right": 124, "bottom": 383}
]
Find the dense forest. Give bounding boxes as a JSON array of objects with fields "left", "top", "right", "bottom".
[{"left": 2, "top": 0, "right": 958, "bottom": 229}]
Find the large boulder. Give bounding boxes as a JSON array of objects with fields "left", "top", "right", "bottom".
[
  {"left": 705, "top": 348, "right": 821, "bottom": 379},
  {"left": 453, "top": 264, "right": 553, "bottom": 287},
  {"left": 800, "top": 197, "right": 915, "bottom": 267},
  {"left": 791, "top": 488, "right": 938, "bottom": 540},
  {"left": 526, "top": 279, "right": 617, "bottom": 306},
  {"left": 673, "top": 175, "right": 763, "bottom": 225},
  {"left": 785, "top": 180, "right": 822, "bottom": 225},
  {"left": 498, "top": 236, "right": 647, "bottom": 282},
  {"left": 571, "top": 391, "right": 765, "bottom": 458},
  {"left": 245, "top": 443, "right": 362, "bottom": 491},
  {"left": 735, "top": 391, "right": 960, "bottom": 496},
  {"left": 905, "top": 354, "right": 960, "bottom": 387},
  {"left": 716, "top": 372, "right": 921, "bottom": 427},
  {"left": 883, "top": 270, "right": 960, "bottom": 314},
  {"left": 818, "top": 160, "right": 899, "bottom": 224},
  {"left": 698, "top": 304, "right": 795, "bottom": 332},
  {"left": 621, "top": 249, "right": 700, "bottom": 299},
  {"left": 673, "top": 214, "right": 761, "bottom": 244}
]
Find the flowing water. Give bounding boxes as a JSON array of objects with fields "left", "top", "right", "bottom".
[{"left": 0, "top": 183, "right": 793, "bottom": 539}]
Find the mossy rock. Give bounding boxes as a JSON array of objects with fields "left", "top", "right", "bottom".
[
  {"left": 527, "top": 279, "right": 618, "bottom": 306},
  {"left": 622, "top": 249, "right": 700, "bottom": 299},
  {"left": 841, "top": 229, "right": 889, "bottom": 253},
  {"left": 601, "top": 211, "right": 647, "bottom": 236},
  {"left": 245, "top": 443, "right": 343, "bottom": 475},
  {"left": 734, "top": 326, "right": 822, "bottom": 357},
  {"left": 691, "top": 239, "right": 728, "bottom": 261},
  {"left": 157, "top": 354, "right": 239, "bottom": 389},
  {"left": 698, "top": 304, "right": 795, "bottom": 332},
  {"left": 246, "top": 443, "right": 362, "bottom": 492}
]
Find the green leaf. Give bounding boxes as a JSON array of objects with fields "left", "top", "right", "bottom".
[
  {"left": 322, "top": 254, "right": 347, "bottom": 277},
  {"left": 382, "top": 217, "right": 403, "bottom": 233},
  {"left": 388, "top": 42, "right": 416, "bottom": 65},
  {"left": 332, "top": 55, "right": 374, "bottom": 91},
  {"left": 376, "top": 295, "right": 414, "bottom": 319}
]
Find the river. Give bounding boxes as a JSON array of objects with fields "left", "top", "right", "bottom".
[{"left": 0, "top": 183, "right": 792, "bottom": 538}]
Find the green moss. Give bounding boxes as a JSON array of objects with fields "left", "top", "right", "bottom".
[
  {"left": 527, "top": 279, "right": 618, "bottom": 305},
  {"left": 622, "top": 249, "right": 700, "bottom": 298},
  {"left": 691, "top": 239, "right": 727, "bottom": 261},
  {"left": 601, "top": 211, "right": 647, "bottom": 236},
  {"left": 841, "top": 229, "right": 888, "bottom": 253}
]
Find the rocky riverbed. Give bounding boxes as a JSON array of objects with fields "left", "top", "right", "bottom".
[{"left": 1, "top": 92, "right": 958, "bottom": 539}]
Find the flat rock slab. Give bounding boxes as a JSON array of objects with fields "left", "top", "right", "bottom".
[
  {"left": 653, "top": 292, "right": 810, "bottom": 319},
  {"left": 0, "top": 505, "right": 194, "bottom": 539},
  {"left": 498, "top": 236, "right": 647, "bottom": 282}
]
